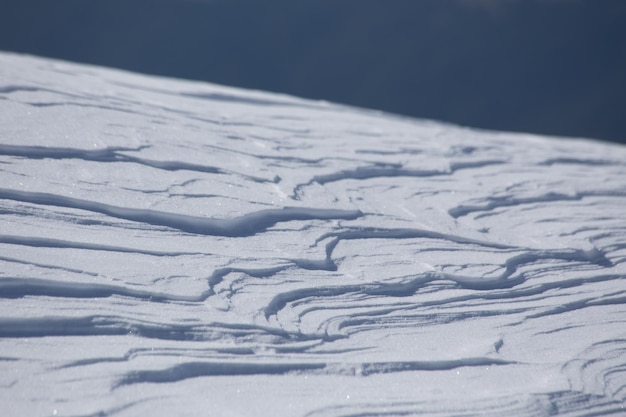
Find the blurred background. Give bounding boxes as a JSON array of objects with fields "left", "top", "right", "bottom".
[{"left": 1, "top": 0, "right": 625, "bottom": 144}]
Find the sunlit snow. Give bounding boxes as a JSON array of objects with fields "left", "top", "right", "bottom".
[{"left": 1, "top": 52, "right": 626, "bottom": 416}]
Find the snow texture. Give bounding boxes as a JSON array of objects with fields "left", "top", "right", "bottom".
[{"left": 1, "top": 52, "right": 626, "bottom": 416}]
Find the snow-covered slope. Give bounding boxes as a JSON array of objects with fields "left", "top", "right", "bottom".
[{"left": 1, "top": 52, "right": 625, "bottom": 417}]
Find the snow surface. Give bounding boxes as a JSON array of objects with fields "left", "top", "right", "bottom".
[{"left": 1, "top": 52, "right": 626, "bottom": 417}]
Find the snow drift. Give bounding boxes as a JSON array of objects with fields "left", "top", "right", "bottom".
[{"left": 1, "top": 52, "right": 625, "bottom": 416}]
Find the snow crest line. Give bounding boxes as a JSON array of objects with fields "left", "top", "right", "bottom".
[
  {"left": 262, "top": 247, "right": 613, "bottom": 321},
  {"left": 0, "top": 277, "right": 195, "bottom": 303},
  {"left": 0, "top": 144, "right": 224, "bottom": 174},
  {"left": 0, "top": 314, "right": 295, "bottom": 342},
  {"left": 0, "top": 234, "right": 202, "bottom": 256},
  {"left": 449, "top": 191, "right": 626, "bottom": 218},
  {"left": 0, "top": 188, "right": 362, "bottom": 237},
  {"left": 292, "top": 159, "right": 505, "bottom": 198},
  {"left": 305, "top": 391, "right": 626, "bottom": 417},
  {"left": 115, "top": 357, "right": 514, "bottom": 387}
]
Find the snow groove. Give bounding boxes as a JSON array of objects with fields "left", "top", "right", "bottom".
[{"left": 1, "top": 53, "right": 626, "bottom": 417}]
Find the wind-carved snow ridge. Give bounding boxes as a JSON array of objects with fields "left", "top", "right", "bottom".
[
  {"left": 1, "top": 53, "right": 626, "bottom": 417},
  {"left": 0, "top": 188, "right": 362, "bottom": 237}
]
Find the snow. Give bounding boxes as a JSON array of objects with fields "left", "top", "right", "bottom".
[{"left": 1, "top": 52, "right": 625, "bottom": 416}]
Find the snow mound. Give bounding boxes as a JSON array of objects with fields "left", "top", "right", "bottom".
[{"left": 1, "top": 52, "right": 625, "bottom": 416}]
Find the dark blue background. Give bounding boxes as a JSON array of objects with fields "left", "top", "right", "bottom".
[{"left": 1, "top": 0, "right": 625, "bottom": 144}]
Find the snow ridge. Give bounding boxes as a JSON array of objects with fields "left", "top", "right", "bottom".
[
  {"left": 1, "top": 53, "right": 626, "bottom": 417},
  {"left": 0, "top": 188, "right": 362, "bottom": 237}
]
